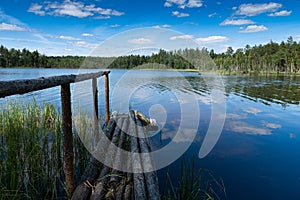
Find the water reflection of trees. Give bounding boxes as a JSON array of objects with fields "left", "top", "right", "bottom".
[
  {"left": 227, "top": 75, "right": 300, "bottom": 107},
  {"left": 137, "top": 74, "right": 300, "bottom": 108}
]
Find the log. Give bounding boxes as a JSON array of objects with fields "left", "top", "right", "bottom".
[
  {"left": 89, "top": 166, "right": 110, "bottom": 199},
  {"left": 73, "top": 117, "right": 116, "bottom": 200},
  {"left": 71, "top": 183, "right": 92, "bottom": 200},
  {"left": 110, "top": 116, "right": 129, "bottom": 184},
  {"left": 91, "top": 117, "right": 123, "bottom": 199},
  {"left": 89, "top": 181, "right": 105, "bottom": 200},
  {"left": 105, "top": 73, "right": 110, "bottom": 124},
  {"left": 0, "top": 71, "right": 109, "bottom": 98},
  {"left": 92, "top": 78, "right": 99, "bottom": 143},
  {"left": 61, "top": 83, "right": 75, "bottom": 196},
  {"left": 129, "top": 111, "right": 147, "bottom": 200},
  {"left": 135, "top": 117, "right": 160, "bottom": 200},
  {"left": 124, "top": 173, "right": 133, "bottom": 200},
  {"left": 115, "top": 179, "right": 126, "bottom": 200},
  {"left": 71, "top": 158, "right": 102, "bottom": 200}
]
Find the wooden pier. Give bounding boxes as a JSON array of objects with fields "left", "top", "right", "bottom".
[
  {"left": 71, "top": 110, "right": 160, "bottom": 200},
  {"left": 0, "top": 71, "right": 161, "bottom": 199},
  {"left": 0, "top": 71, "right": 110, "bottom": 197}
]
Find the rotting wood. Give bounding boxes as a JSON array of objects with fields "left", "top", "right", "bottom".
[{"left": 0, "top": 71, "right": 110, "bottom": 98}]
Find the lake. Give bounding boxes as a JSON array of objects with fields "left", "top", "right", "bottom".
[{"left": 1, "top": 68, "right": 300, "bottom": 199}]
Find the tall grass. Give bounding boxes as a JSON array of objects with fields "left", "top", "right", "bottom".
[
  {"left": 162, "top": 158, "right": 227, "bottom": 200},
  {"left": 0, "top": 101, "right": 90, "bottom": 199}
]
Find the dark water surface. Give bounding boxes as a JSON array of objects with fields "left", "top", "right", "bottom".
[{"left": 1, "top": 68, "right": 300, "bottom": 199}]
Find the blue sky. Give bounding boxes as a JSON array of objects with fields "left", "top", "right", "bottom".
[{"left": 0, "top": 0, "right": 299, "bottom": 56}]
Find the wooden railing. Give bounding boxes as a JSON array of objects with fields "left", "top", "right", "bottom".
[{"left": 0, "top": 71, "right": 110, "bottom": 197}]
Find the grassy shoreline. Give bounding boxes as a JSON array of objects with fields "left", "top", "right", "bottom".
[{"left": 0, "top": 101, "right": 90, "bottom": 199}]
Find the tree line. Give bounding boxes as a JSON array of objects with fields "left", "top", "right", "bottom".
[
  {"left": 212, "top": 36, "right": 300, "bottom": 74},
  {"left": 1, "top": 36, "right": 300, "bottom": 73}
]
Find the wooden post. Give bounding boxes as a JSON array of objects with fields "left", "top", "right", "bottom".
[
  {"left": 92, "top": 78, "right": 99, "bottom": 142},
  {"left": 104, "top": 74, "right": 110, "bottom": 124},
  {"left": 61, "top": 83, "right": 75, "bottom": 198}
]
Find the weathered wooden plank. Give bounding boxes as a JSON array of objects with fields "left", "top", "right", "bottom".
[{"left": 0, "top": 71, "right": 110, "bottom": 98}]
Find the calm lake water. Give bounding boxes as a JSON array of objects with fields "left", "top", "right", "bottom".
[{"left": 1, "top": 68, "right": 300, "bottom": 199}]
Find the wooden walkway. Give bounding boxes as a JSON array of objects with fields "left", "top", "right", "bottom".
[{"left": 71, "top": 110, "right": 160, "bottom": 200}]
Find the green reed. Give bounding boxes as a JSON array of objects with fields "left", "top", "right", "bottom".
[
  {"left": 0, "top": 101, "right": 90, "bottom": 199},
  {"left": 163, "top": 158, "right": 226, "bottom": 200}
]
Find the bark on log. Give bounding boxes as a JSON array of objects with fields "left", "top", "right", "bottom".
[
  {"left": 110, "top": 116, "right": 129, "bottom": 183},
  {"left": 129, "top": 111, "right": 147, "bottom": 200},
  {"left": 115, "top": 179, "right": 126, "bottom": 200},
  {"left": 89, "top": 181, "right": 105, "bottom": 200},
  {"left": 124, "top": 178, "right": 133, "bottom": 200},
  {"left": 61, "top": 83, "right": 75, "bottom": 197},
  {"left": 0, "top": 71, "right": 109, "bottom": 98},
  {"left": 136, "top": 113, "right": 160, "bottom": 200}
]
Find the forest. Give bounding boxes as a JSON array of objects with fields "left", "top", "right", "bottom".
[{"left": 1, "top": 36, "right": 300, "bottom": 74}]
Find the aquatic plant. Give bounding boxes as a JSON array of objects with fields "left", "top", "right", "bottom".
[{"left": 0, "top": 101, "right": 90, "bottom": 199}]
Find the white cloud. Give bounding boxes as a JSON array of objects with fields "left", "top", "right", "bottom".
[
  {"left": 170, "top": 34, "right": 193, "bottom": 40},
  {"left": 164, "top": 2, "right": 172, "bottom": 7},
  {"left": 81, "top": 33, "right": 94, "bottom": 37},
  {"left": 27, "top": 3, "right": 45, "bottom": 16},
  {"left": 227, "top": 121, "right": 272, "bottom": 135},
  {"left": 268, "top": 10, "right": 292, "bottom": 16},
  {"left": 94, "top": 15, "right": 111, "bottom": 19},
  {"left": 239, "top": 25, "right": 268, "bottom": 33},
  {"left": 110, "top": 24, "right": 120, "bottom": 28},
  {"left": 196, "top": 36, "right": 229, "bottom": 44},
  {"left": 152, "top": 24, "right": 171, "bottom": 28},
  {"left": 242, "top": 107, "right": 262, "bottom": 115},
  {"left": 208, "top": 12, "right": 217, "bottom": 18},
  {"left": 261, "top": 121, "right": 282, "bottom": 129},
  {"left": 74, "top": 41, "right": 97, "bottom": 49},
  {"left": 164, "top": 0, "right": 185, "bottom": 8},
  {"left": 128, "top": 38, "right": 153, "bottom": 45},
  {"left": 220, "top": 19, "right": 255, "bottom": 26},
  {"left": 172, "top": 11, "right": 190, "bottom": 18},
  {"left": 0, "top": 23, "right": 26, "bottom": 31},
  {"left": 235, "top": 2, "right": 282, "bottom": 16},
  {"left": 59, "top": 35, "right": 81, "bottom": 40},
  {"left": 28, "top": 0, "right": 124, "bottom": 18},
  {"left": 164, "top": 0, "right": 202, "bottom": 8},
  {"left": 186, "top": 0, "right": 203, "bottom": 8}
]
